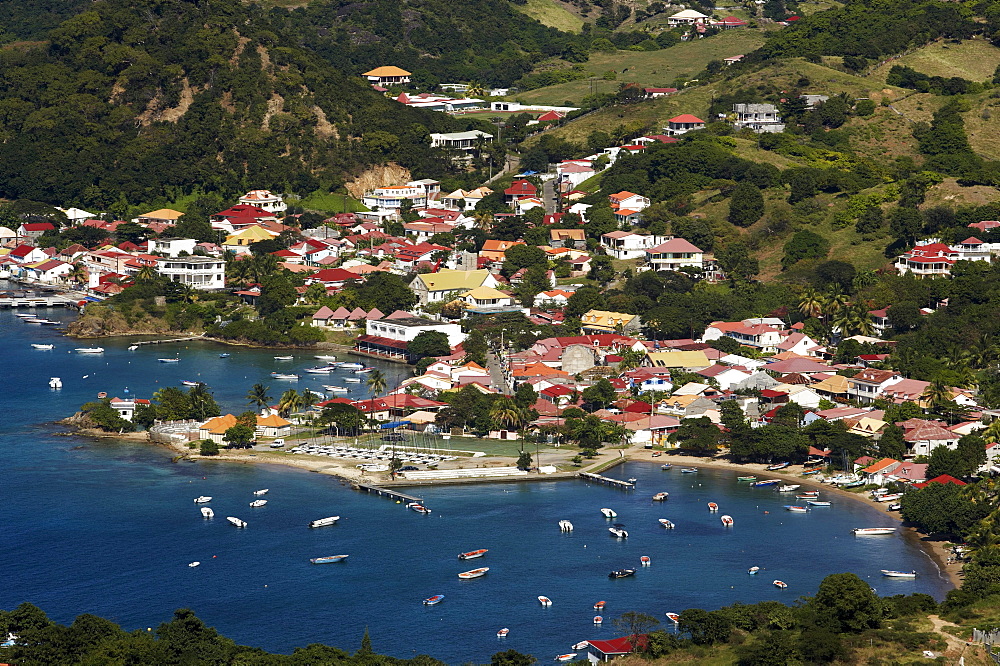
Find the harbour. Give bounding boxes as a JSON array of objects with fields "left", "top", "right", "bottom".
[{"left": 0, "top": 308, "right": 954, "bottom": 662}]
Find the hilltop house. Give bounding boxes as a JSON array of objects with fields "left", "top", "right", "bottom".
[
  {"left": 363, "top": 66, "right": 411, "bottom": 87},
  {"left": 732, "top": 103, "right": 785, "bottom": 133},
  {"left": 430, "top": 131, "right": 493, "bottom": 151},
  {"left": 238, "top": 190, "right": 286, "bottom": 215},
  {"left": 644, "top": 237, "right": 704, "bottom": 273},
  {"left": 601, "top": 232, "right": 666, "bottom": 260},
  {"left": 665, "top": 114, "right": 705, "bottom": 136},
  {"left": 667, "top": 9, "right": 709, "bottom": 24}
]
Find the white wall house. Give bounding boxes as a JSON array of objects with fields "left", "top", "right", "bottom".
[
  {"left": 600, "top": 232, "right": 667, "bottom": 260},
  {"left": 644, "top": 237, "right": 704, "bottom": 272},
  {"left": 365, "top": 317, "right": 467, "bottom": 348},
  {"left": 430, "top": 131, "right": 493, "bottom": 151},
  {"left": 150, "top": 237, "right": 197, "bottom": 257},
  {"left": 155, "top": 256, "right": 226, "bottom": 291},
  {"left": 239, "top": 190, "right": 286, "bottom": 214}
]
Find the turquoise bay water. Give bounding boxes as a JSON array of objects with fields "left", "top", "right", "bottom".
[{"left": 1, "top": 305, "right": 951, "bottom": 663}]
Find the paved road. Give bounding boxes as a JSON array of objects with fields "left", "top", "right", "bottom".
[
  {"left": 485, "top": 349, "right": 512, "bottom": 394},
  {"left": 485, "top": 155, "right": 520, "bottom": 186},
  {"left": 542, "top": 177, "right": 557, "bottom": 214}
]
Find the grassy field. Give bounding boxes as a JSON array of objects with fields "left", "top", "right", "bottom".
[
  {"left": 297, "top": 191, "right": 369, "bottom": 214},
  {"left": 512, "top": 30, "right": 767, "bottom": 106},
  {"left": 513, "top": 0, "right": 585, "bottom": 32},
  {"left": 866, "top": 38, "right": 1000, "bottom": 85},
  {"left": 921, "top": 178, "right": 1000, "bottom": 210},
  {"left": 964, "top": 93, "right": 1000, "bottom": 161}
]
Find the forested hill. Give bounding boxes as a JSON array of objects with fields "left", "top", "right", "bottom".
[
  {"left": 273, "top": 0, "right": 583, "bottom": 88},
  {"left": 0, "top": 0, "right": 468, "bottom": 208}
]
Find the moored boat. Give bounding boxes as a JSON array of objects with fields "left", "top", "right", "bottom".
[
  {"left": 497, "top": 628, "right": 509, "bottom": 637},
  {"left": 219, "top": 353, "right": 230, "bottom": 358},
  {"left": 555, "top": 654, "right": 576, "bottom": 662},
  {"left": 680, "top": 468, "right": 698, "bottom": 474},
  {"left": 305, "top": 366, "right": 336, "bottom": 374},
  {"left": 408, "top": 503, "right": 432, "bottom": 514},
  {"left": 31, "top": 343, "right": 54, "bottom": 350},
  {"left": 180, "top": 380, "right": 202, "bottom": 387},
  {"left": 778, "top": 484, "right": 800, "bottom": 492},
  {"left": 227, "top": 516, "right": 247, "bottom": 528},
  {"left": 593, "top": 616, "right": 603, "bottom": 624},
  {"left": 48, "top": 377, "right": 62, "bottom": 389},
  {"left": 315, "top": 355, "right": 337, "bottom": 361},
  {"left": 572, "top": 641, "right": 589, "bottom": 651},
  {"left": 458, "top": 567, "right": 489, "bottom": 579},
  {"left": 594, "top": 600, "right": 606, "bottom": 610},
  {"left": 640, "top": 555, "right": 651, "bottom": 566},
  {"left": 339, "top": 362, "right": 364, "bottom": 369},
  {"left": 309, "top": 516, "right": 340, "bottom": 528},
  {"left": 189, "top": 561, "right": 200, "bottom": 567},
  {"left": 795, "top": 494, "right": 819, "bottom": 500},
  {"left": 707, "top": 502, "right": 719, "bottom": 512},
  {"left": 608, "top": 568, "right": 635, "bottom": 578},
  {"left": 194, "top": 496, "right": 212, "bottom": 503},
  {"left": 345, "top": 377, "right": 362, "bottom": 383},
  {"left": 660, "top": 463, "right": 672, "bottom": 470},
  {"left": 807, "top": 500, "right": 831, "bottom": 506},
  {"left": 785, "top": 505, "right": 809, "bottom": 513},
  {"left": 881, "top": 569, "right": 917, "bottom": 578},
  {"left": 748, "top": 566, "right": 760, "bottom": 575},
  {"left": 76, "top": 347, "right": 104, "bottom": 353},
  {"left": 874, "top": 493, "right": 903, "bottom": 503},
  {"left": 323, "top": 385, "right": 349, "bottom": 393},
  {"left": 609, "top": 527, "right": 628, "bottom": 539},
  {"left": 271, "top": 373, "right": 300, "bottom": 380},
  {"left": 253, "top": 489, "right": 268, "bottom": 496},
  {"left": 600, "top": 507, "right": 617, "bottom": 519},
  {"left": 201, "top": 507, "right": 214, "bottom": 519},
  {"left": 459, "top": 549, "right": 488, "bottom": 560},
  {"left": 720, "top": 514, "right": 734, "bottom": 527},
  {"left": 310, "top": 554, "right": 348, "bottom": 564},
  {"left": 274, "top": 355, "right": 294, "bottom": 360},
  {"left": 423, "top": 594, "right": 444, "bottom": 605},
  {"left": 665, "top": 613, "right": 680, "bottom": 623},
  {"left": 249, "top": 499, "right": 267, "bottom": 507},
  {"left": 767, "top": 462, "right": 790, "bottom": 470},
  {"left": 652, "top": 492, "right": 669, "bottom": 501},
  {"left": 752, "top": 479, "right": 780, "bottom": 487},
  {"left": 658, "top": 518, "right": 675, "bottom": 529},
  {"left": 558, "top": 520, "right": 574, "bottom": 532},
  {"left": 854, "top": 527, "right": 895, "bottom": 536},
  {"left": 158, "top": 358, "right": 180, "bottom": 363},
  {"left": 538, "top": 596, "right": 552, "bottom": 606},
  {"left": 354, "top": 367, "right": 375, "bottom": 374},
  {"left": 773, "top": 580, "right": 788, "bottom": 588},
  {"left": 737, "top": 475, "right": 757, "bottom": 482}
]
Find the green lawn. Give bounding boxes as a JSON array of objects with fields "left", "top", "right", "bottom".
[
  {"left": 512, "top": 30, "right": 767, "bottom": 106},
  {"left": 297, "top": 191, "right": 369, "bottom": 214},
  {"left": 513, "top": 0, "right": 585, "bottom": 33}
]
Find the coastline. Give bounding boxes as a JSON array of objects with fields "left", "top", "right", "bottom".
[{"left": 142, "top": 433, "right": 964, "bottom": 590}]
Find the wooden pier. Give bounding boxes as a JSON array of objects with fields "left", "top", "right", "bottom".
[
  {"left": 0, "top": 296, "right": 79, "bottom": 308},
  {"left": 579, "top": 471, "right": 635, "bottom": 489},
  {"left": 354, "top": 483, "right": 423, "bottom": 504}
]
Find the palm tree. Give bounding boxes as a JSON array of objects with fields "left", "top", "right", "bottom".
[
  {"left": 472, "top": 211, "right": 493, "bottom": 234},
  {"left": 465, "top": 81, "right": 486, "bottom": 99},
  {"left": 277, "top": 389, "right": 304, "bottom": 417},
  {"left": 300, "top": 388, "right": 319, "bottom": 409},
  {"left": 822, "top": 291, "right": 849, "bottom": 320},
  {"left": 617, "top": 349, "right": 646, "bottom": 373},
  {"left": 489, "top": 396, "right": 522, "bottom": 433},
  {"left": 797, "top": 286, "right": 824, "bottom": 319},
  {"left": 922, "top": 377, "right": 954, "bottom": 418},
  {"left": 135, "top": 265, "right": 157, "bottom": 283},
  {"left": 67, "top": 262, "right": 86, "bottom": 288},
  {"left": 366, "top": 369, "right": 387, "bottom": 399},
  {"left": 982, "top": 419, "right": 1000, "bottom": 445},
  {"left": 246, "top": 383, "right": 272, "bottom": 410}
]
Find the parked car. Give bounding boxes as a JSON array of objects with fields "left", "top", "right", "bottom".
[
  {"left": 399, "top": 465, "right": 419, "bottom": 472},
  {"left": 380, "top": 433, "right": 406, "bottom": 442}
]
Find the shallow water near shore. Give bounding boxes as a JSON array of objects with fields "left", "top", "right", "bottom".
[{"left": 2, "top": 306, "right": 952, "bottom": 663}]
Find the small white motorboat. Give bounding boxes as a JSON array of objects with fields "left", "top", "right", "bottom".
[
  {"left": 339, "top": 362, "right": 364, "bottom": 370},
  {"left": 249, "top": 499, "right": 267, "bottom": 507},
  {"left": 188, "top": 561, "right": 200, "bottom": 568},
  {"left": 76, "top": 347, "right": 104, "bottom": 354},
  {"left": 853, "top": 527, "right": 895, "bottom": 536},
  {"left": 180, "top": 380, "right": 201, "bottom": 387},
  {"left": 748, "top": 566, "right": 760, "bottom": 575},
  {"left": 778, "top": 484, "right": 800, "bottom": 492},
  {"left": 457, "top": 567, "right": 489, "bottom": 579},
  {"left": 708, "top": 502, "right": 719, "bottom": 512},
  {"left": 354, "top": 367, "right": 374, "bottom": 374},
  {"left": 555, "top": 653, "right": 576, "bottom": 662},
  {"left": 274, "top": 356, "right": 294, "bottom": 360},
  {"left": 665, "top": 613, "right": 680, "bottom": 623},
  {"left": 609, "top": 527, "right": 628, "bottom": 539},
  {"left": 309, "top": 516, "right": 340, "bottom": 528},
  {"left": 305, "top": 366, "right": 336, "bottom": 374},
  {"left": 652, "top": 492, "right": 669, "bottom": 501},
  {"left": 158, "top": 358, "right": 180, "bottom": 363},
  {"left": 253, "top": 489, "right": 269, "bottom": 496},
  {"left": 128, "top": 345, "right": 139, "bottom": 351},
  {"left": 497, "top": 628, "right": 509, "bottom": 638},
  {"left": 48, "top": 377, "right": 62, "bottom": 389},
  {"left": 201, "top": 507, "right": 214, "bottom": 519},
  {"left": 194, "top": 496, "right": 212, "bottom": 503},
  {"left": 271, "top": 374, "right": 300, "bottom": 380},
  {"left": 720, "top": 515, "right": 734, "bottom": 527},
  {"left": 572, "top": 641, "right": 590, "bottom": 650},
  {"left": 600, "top": 508, "right": 617, "bottom": 519},
  {"left": 558, "top": 520, "right": 573, "bottom": 532},
  {"left": 538, "top": 596, "right": 552, "bottom": 606},
  {"left": 773, "top": 580, "right": 788, "bottom": 589},
  {"left": 593, "top": 615, "right": 603, "bottom": 624},
  {"left": 323, "top": 385, "right": 349, "bottom": 393},
  {"left": 315, "top": 355, "right": 337, "bottom": 361},
  {"left": 227, "top": 516, "right": 247, "bottom": 528},
  {"left": 785, "top": 505, "right": 809, "bottom": 513},
  {"left": 31, "top": 344, "right": 54, "bottom": 350},
  {"left": 881, "top": 570, "right": 917, "bottom": 578},
  {"left": 658, "top": 518, "right": 674, "bottom": 529},
  {"left": 345, "top": 377, "right": 362, "bottom": 383},
  {"left": 807, "top": 500, "right": 832, "bottom": 507}
]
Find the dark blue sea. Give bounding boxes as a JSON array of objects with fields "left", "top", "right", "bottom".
[{"left": 0, "top": 303, "right": 952, "bottom": 664}]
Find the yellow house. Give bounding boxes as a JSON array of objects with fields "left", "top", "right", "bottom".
[
  {"left": 198, "top": 414, "right": 240, "bottom": 444},
  {"left": 198, "top": 413, "right": 291, "bottom": 443},
  {"left": 136, "top": 208, "right": 184, "bottom": 225},
  {"left": 223, "top": 225, "right": 275, "bottom": 253},
  {"left": 461, "top": 286, "right": 515, "bottom": 308},
  {"left": 645, "top": 350, "right": 711, "bottom": 371},
  {"left": 580, "top": 309, "right": 640, "bottom": 334}
]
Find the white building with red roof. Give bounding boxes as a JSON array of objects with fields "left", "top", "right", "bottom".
[
  {"left": 665, "top": 114, "right": 706, "bottom": 136},
  {"left": 894, "top": 241, "right": 958, "bottom": 277},
  {"left": 238, "top": 190, "right": 286, "bottom": 214}
]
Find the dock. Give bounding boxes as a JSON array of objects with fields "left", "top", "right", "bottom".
[
  {"left": 0, "top": 296, "right": 80, "bottom": 308},
  {"left": 579, "top": 471, "right": 635, "bottom": 490},
  {"left": 354, "top": 483, "right": 422, "bottom": 504}
]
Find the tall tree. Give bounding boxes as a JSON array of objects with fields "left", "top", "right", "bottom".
[{"left": 246, "top": 383, "right": 272, "bottom": 410}]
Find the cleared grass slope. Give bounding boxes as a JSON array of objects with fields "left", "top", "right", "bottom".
[
  {"left": 512, "top": 0, "right": 585, "bottom": 32},
  {"left": 866, "top": 38, "right": 1000, "bottom": 85}
]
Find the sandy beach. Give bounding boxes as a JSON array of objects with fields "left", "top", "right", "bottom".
[{"left": 151, "top": 434, "right": 964, "bottom": 589}]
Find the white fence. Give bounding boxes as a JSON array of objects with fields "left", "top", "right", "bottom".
[{"left": 398, "top": 467, "right": 528, "bottom": 481}]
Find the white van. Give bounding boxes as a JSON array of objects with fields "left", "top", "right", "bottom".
[{"left": 269, "top": 439, "right": 285, "bottom": 448}]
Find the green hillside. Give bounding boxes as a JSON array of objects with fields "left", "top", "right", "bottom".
[
  {"left": 513, "top": 0, "right": 586, "bottom": 32},
  {"left": 865, "top": 38, "right": 1000, "bottom": 85}
]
